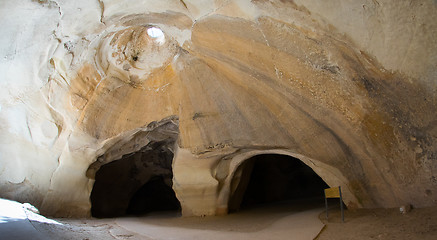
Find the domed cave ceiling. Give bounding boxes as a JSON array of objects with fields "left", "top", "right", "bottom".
[{"left": 0, "top": 0, "right": 436, "bottom": 217}]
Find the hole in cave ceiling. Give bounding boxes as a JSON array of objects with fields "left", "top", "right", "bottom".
[
  {"left": 147, "top": 26, "right": 165, "bottom": 44},
  {"left": 147, "top": 27, "right": 164, "bottom": 38}
]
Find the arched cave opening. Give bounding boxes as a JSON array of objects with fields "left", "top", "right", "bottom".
[
  {"left": 90, "top": 140, "right": 181, "bottom": 218},
  {"left": 229, "top": 154, "right": 330, "bottom": 212}
]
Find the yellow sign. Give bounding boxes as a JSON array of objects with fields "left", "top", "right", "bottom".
[{"left": 325, "top": 187, "right": 340, "bottom": 198}]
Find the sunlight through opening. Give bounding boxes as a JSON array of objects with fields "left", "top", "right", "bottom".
[
  {"left": 0, "top": 198, "right": 62, "bottom": 225},
  {"left": 147, "top": 27, "right": 165, "bottom": 44}
]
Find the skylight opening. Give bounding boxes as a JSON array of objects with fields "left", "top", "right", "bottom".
[
  {"left": 147, "top": 27, "right": 165, "bottom": 45},
  {"left": 147, "top": 27, "right": 164, "bottom": 38}
]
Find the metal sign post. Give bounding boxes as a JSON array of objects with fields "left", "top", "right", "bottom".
[{"left": 324, "top": 186, "right": 344, "bottom": 222}]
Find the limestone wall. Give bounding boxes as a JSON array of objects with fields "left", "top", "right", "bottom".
[{"left": 0, "top": 0, "right": 436, "bottom": 217}]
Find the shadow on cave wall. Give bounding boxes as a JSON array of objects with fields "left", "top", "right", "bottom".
[
  {"left": 229, "top": 154, "right": 330, "bottom": 212},
  {"left": 90, "top": 139, "right": 180, "bottom": 218}
]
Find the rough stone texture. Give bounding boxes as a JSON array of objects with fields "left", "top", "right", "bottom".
[{"left": 0, "top": 0, "right": 436, "bottom": 217}]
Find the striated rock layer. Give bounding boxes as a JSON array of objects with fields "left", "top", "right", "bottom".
[{"left": 0, "top": 0, "right": 436, "bottom": 217}]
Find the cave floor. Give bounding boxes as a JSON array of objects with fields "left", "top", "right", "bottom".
[
  {"left": 1, "top": 198, "right": 436, "bottom": 240},
  {"left": 316, "top": 205, "right": 437, "bottom": 240},
  {"left": 1, "top": 198, "right": 324, "bottom": 240}
]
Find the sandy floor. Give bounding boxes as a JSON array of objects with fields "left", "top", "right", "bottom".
[
  {"left": 115, "top": 201, "right": 324, "bottom": 240},
  {"left": 316, "top": 206, "right": 437, "bottom": 240},
  {"left": 41, "top": 199, "right": 324, "bottom": 240},
  {"left": 2, "top": 198, "right": 437, "bottom": 240}
]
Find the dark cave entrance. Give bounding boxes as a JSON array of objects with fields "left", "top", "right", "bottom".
[
  {"left": 90, "top": 140, "right": 181, "bottom": 218},
  {"left": 229, "top": 154, "right": 330, "bottom": 212}
]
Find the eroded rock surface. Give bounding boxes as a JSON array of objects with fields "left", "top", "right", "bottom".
[{"left": 0, "top": 0, "right": 436, "bottom": 217}]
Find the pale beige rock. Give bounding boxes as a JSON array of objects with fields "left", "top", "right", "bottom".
[{"left": 0, "top": 0, "right": 436, "bottom": 217}]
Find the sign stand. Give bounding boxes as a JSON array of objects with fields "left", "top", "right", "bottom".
[{"left": 324, "top": 186, "right": 344, "bottom": 222}]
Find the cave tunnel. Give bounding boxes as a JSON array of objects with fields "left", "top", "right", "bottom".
[
  {"left": 90, "top": 140, "right": 181, "bottom": 218},
  {"left": 229, "top": 154, "right": 330, "bottom": 212}
]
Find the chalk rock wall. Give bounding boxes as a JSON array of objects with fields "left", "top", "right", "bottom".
[{"left": 0, "top": 0, "right": 436, "bottom": 217}]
